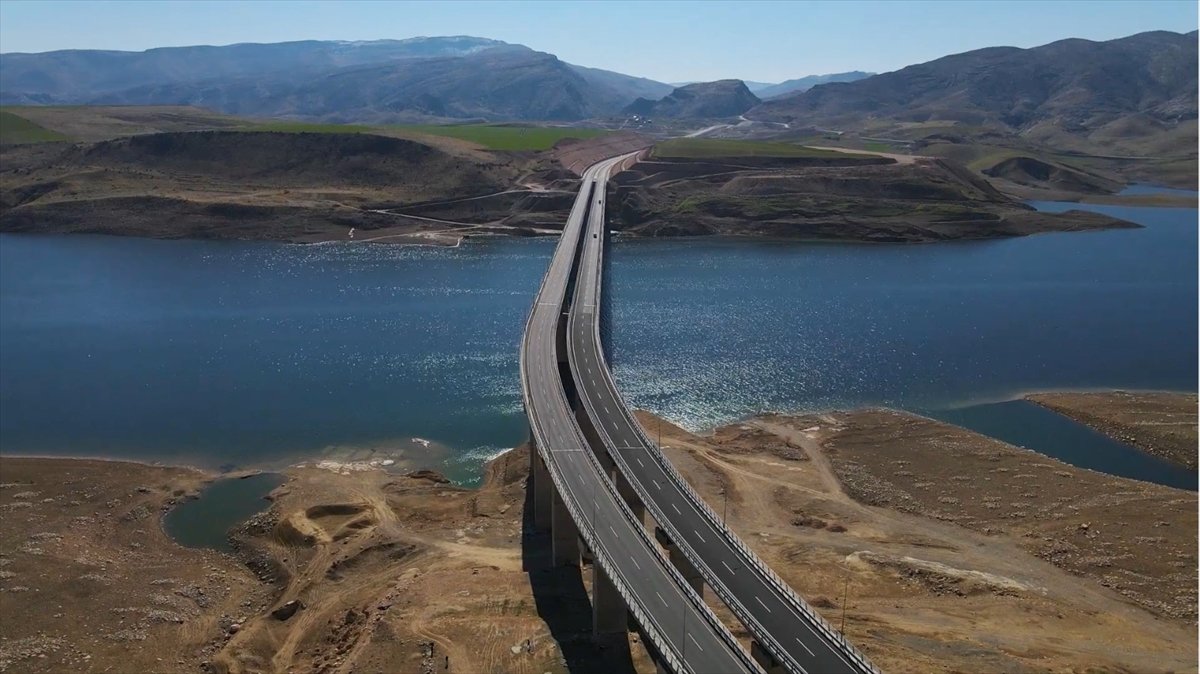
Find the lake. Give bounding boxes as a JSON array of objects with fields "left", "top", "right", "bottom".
[{"left": 1, "top": 197, "right": 1195, "bottom": 485}]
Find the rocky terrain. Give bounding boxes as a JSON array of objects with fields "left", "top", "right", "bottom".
[
  {"left": 607, "top": 151, "right": 1137, "bottom": 241},
  {"left": 1, "top": 391, "right": 1194, "bottom": 674}
]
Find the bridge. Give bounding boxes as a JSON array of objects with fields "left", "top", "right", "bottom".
[{"left": 520, "top": 151, "right": 879, "bottom": 674}]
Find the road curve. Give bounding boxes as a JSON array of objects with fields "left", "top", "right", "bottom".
[
  {"left": 566, "top": 156, "right": 881, "bottom": 674},
  {"left": 519, "top": 153, "right": 760, "bottom": 674}
]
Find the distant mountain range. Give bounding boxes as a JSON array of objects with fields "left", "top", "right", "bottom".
[
  {"left": 747, "top": 31, "right": 1197, "bottom": 153},
  {"left": 2, "top": 31, "right": 1195, "bottom": 133},
  {"left": 754, "top": 71, "right": 873, "bottom": 99},
  {"left": 625, "top": 80, "right": 761, "bottom": 119},
  {"left": 0, "top": 37, "right": 674, "bottom": 121}
]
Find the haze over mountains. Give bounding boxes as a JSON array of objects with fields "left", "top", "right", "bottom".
[{"left": 1, "top": 30, "right": 1195, "bottom": 141}]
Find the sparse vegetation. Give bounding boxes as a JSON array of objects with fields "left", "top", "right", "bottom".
[
  {"left": 244, "top": 121, "right": 608, "bottom": 151},
  {"left": 399, "top": 124, "right": 608, "bottom": 150},
  {"left": 0, "top": 110, "right": 71, "bottom": 144},
  {"left": 652, "top": 138, "right": 849, "bottom": 159}
]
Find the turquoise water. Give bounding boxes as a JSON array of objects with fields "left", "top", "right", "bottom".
[
  {"left": 163, "top": 472, "right": 285, "bottom": 551},
  {"left": 1, "top": 197, "right": 1196, "bottom": 485},
  {"left": 933, "top": 400, "right": 1194, "bottom": 490}
]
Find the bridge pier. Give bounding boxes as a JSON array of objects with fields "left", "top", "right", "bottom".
[
  {"left": 613, "top": 469, "right": 646, "bottom": 525},
  {"left": 530, "top": 448, "right": 552, "bottom": 532},
  {"left": 751, "top": 640, "right": 787, "bottom": 674},
  {"left": 551, "top": 487, "right": 580, "bottom": 566},
  {"left": 655, "top": 526, "right": 704, "bottom": 597},
  {"left": 591, "top": 563, "right": 627, "bottom": 638}
]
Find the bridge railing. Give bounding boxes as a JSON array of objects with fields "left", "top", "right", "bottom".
[
  {"left": 574, "top": 172, "right": 880, "bottom": 674},
  {"left": 518, "top": 164, "right": 762, "bottom": 674}
]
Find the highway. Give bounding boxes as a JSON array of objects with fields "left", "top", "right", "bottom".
[
  {"left": 519, "top": 152, "right": 760, "bottom": 674},
  {"left": 566, "top": 156, "right": 880, "bottom": 674}
]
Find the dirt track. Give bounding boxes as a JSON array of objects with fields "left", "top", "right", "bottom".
[{"left": 2, "top": 399, "right": 1194, "bottom": 673}]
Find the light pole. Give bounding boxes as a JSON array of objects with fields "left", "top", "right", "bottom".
[{"left": 840, "top": 567, "right": 850, "bottom": 635}]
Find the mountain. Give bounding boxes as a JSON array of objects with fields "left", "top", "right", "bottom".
[
  {"left": 568, "top": 64, "right": 675, "bottom": 109},
  {"left": 748, "top": 31, "right": 1198, "bottom": 148},
  {"left": 624, "top": 80, "right": 761, "bottom": 119},
  {"left": 0, "top": 36, "right": 505, "bottom": 101},
  {"left": 672, "top": 80, "right": 777, "bottom": 94},
  {"left": 0, "top": 38, "right": 673, "bottom": 122},
  {"left": 755, "top": 71, "right": 873, "bottom": 99}
]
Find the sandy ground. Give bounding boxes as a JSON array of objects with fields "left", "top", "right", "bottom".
[
  {"left": 1027, "top": 391, "right": 1198, "bottom": 469},
  {"left": 0, "top": 458, "right": 269, "bottom": 673},
  {"left": 638, "top": 405, "right": 1197, "bottom": 674},
  {"left": 2, "top": 393, "right": 1195, "bottom": 673}
]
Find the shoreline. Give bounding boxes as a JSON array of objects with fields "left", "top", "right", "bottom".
[
  {"left": 1, "top": 391, "right": 1194, "bottom": 673},
  {"left": 4, "top": 387, "right": 1193, "bottom": 490}
]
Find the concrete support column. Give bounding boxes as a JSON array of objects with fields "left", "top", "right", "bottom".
[
  {"left": 591, "top": 563, "right": 627, "bottom": 638},
  {"left": 751, "top": 640, "right": 787, "bottom": 674},
  {"left": 613, "top": 470, "right": 646, "bottom": 525},
  {"left": 655, "top": 526, "right": 704, "bottom": 598},
  {"left": 668, "top": 546, "right": 704, "bottom": 598},
  {"left": 551, "top": 487, "right": 580, "bottom": 566},
  {"left": 531, "top": 451, "right": 552, "bottom": 532}
]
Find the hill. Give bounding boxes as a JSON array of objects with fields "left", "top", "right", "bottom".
[
  {"left": 748, "top": 31, "right": 1198, "bottom": 158},
  {"left": 0, "top": 130, "right": 525, "bottom": 242},
  {"left": 756, "top": 71, "right": 873, "bottom": 99},
  {"left": 0, "top": 38, "right": 672, "bottom": 122},
  {"left": 624, "top": 80, "right": 761, "bottom": 119},
  {"left": 609, "top": 143, "right": 1136, "bottom": 241}
]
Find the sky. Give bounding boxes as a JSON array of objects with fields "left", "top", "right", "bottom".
[{"left": 1, "top": 0, "right": 1196, "bottom": 82}]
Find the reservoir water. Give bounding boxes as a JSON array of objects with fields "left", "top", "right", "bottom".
[
  {"left": 1, "top": 197, "right": 1195, "bottom": 485},
  {"left": 163, "top": 473, "right": 285, "bottom": 551}
]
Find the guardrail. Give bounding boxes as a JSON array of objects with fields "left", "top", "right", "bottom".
[
  {"left": 573, "top": 168, "right": 880, "bottom": 674},
  {"left": 518, "top": 161, "right": 762, "bottom": 674}
]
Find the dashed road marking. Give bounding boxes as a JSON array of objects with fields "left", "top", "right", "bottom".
[{"left": 755, "top": 596, "right": 772, "bottom": 613}]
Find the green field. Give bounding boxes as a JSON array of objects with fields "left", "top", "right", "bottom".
[
  {"left": 0, "top": 110, "right": 71, "bottom": 144},
  {"left": 246, "top": 121, "right": 608, "bottom": 151},
  {"left": 399, "top": 124, "right": 608, "bottom": 150},
  {"left": 652, "top": 138, "right": 848, "bottom": 159}
]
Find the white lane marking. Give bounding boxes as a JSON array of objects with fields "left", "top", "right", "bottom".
[
  {"left": 631, "top": 556, "right": 641, "bottom": 570},
  {"left": 635, "top": 457, "right": 645, "bottom": 468},
  {"left": 694, "top": 530, "right": 706, "bottom": 543},
  {"left": 655, "top": 591, "right": 667, "bottom": 605},
  {"left": 688, "top": 633, "right": 704, "bottom": 652},
  {"left": 671, "top": 503, "right": 681, "bottom": 515},
  {"left": 754, "top": 596, "right": 772, "bottom": 613},
  {"left": 794, "top": 636, "right": 815, "bottom": 657},
  {"left": 652, "top": 479, "right": 662, "bottom": 490},
  {"left": 721, "top": 560, "right": 735, "bottom": 575},
  {"left": 609, "top": 525, "right": 618, "bottom": 537}
]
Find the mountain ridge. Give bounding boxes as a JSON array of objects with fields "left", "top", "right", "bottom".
[
  {"left": 624, "top": 79, "right": 761, "bottom": 119},
  {"left": 747, "top": 30, "right": 1198, "bottom": 155}
]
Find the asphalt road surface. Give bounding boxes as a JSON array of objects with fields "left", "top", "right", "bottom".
[
  {"left": 566, "top": 155, "right": 876, "bottom": 674},
  {"left": 520, "top": 153, "right": 758, "bottom": 674}
]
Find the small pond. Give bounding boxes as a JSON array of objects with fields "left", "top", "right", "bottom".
[{"left": 164, "top": 473, "right": 286, "bottom": 552}]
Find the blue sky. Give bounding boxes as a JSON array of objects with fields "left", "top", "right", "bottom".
[{"left": 1, "top": 0, "right": 1195, "bottom": 82}]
